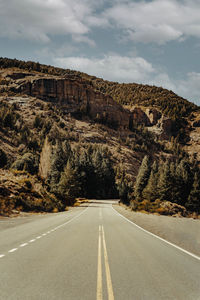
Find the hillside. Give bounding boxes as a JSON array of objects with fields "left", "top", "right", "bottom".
[{"left": 0, "top": 58, "right": 200, "bottom": 217}]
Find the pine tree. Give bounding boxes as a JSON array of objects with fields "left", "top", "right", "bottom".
[
  {"left": 175, "top": 159, "right": 192, "bottom": 206},
  {"left": 157, "top": 160, "right": 172, "bottom": 201},
  {"left": 134, "top": 156, "right": 151, "bottom": 201},
  {"left": 58, "top": 161, "right": 80, "bottom": 206},
  {"left": 185, "top": 173, "right": 200, "bottom": 213},
  {"left": 49, "top": 140, "right": 69, "bottom": 194},
  {"left": 142, "top": 160, "right": 158, "bottom": 201},
  {"left": 116, "top": 167, "right": 131, "bottom": 203}
]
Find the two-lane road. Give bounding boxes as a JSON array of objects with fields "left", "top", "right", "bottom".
[{"left": 0, "top": 200, "right": 200, "bottom": 299}]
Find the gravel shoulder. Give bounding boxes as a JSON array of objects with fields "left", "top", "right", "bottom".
[{"left": 113, "top": 204, "right": 200, "bottom": 257}]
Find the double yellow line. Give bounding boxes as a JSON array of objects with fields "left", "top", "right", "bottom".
[{"left": 97, "top": 225, "right": 114, "bottom": 300}]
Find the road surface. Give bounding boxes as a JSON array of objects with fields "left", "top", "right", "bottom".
[{"left": 0, "top": 200, "right": 200, "bottom": 300}]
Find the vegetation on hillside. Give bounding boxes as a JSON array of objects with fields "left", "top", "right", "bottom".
[
  {"left": 0, "top": 57, "right": 198, "bottom": 120},
  {"left": 129, "top": 155, "right": 200, "bottom": 216},
  {"left": 0, "top": 58, "right": 200, "bottom": 217}
]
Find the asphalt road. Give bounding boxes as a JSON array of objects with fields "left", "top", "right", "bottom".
[{"left": 0, "top": 200, "right": 200, "bottom": 300}]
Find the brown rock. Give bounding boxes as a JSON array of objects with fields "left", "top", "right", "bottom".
[
  {"left": 161, "top": 119, "right": 173, "bottom": 139},
  {"left": 20, "top": 77, "right": 130, "bottom": 130},
  {"left": 131, "top": 107, "right": 151, "bottom": 126},
  {"left": 146, "top": 108, "right": 162, "bottom": 125}
]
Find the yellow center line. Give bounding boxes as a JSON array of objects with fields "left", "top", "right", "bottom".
[
  {"left": 102, "top": 225, "right": 115, "bottom": 300},
  {"left": 97, "top": 225, "right": 103, "bottom": 300}
]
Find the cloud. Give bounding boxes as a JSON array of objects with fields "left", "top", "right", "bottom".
[
  {"left": 0, "top": 0, "right": 96, "bottom": 43},
  {"left": 1, "top": 0, "right": 200, "bottom": 46},
  {"left": 54, "top": 54, "right": 200, "bottom": 105},
  {"left": 104, "top": 0, "right": 200, "bottom": 44},
  {"left": 175, "top": 72, "right": 200, "bottom": 104},
  {"left": 54, "top": 54, "right": 155, "bottom": 82}
]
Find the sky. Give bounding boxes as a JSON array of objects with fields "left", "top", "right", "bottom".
[{"left": 0, "top": 0, "right": 200, "bottom": 105}]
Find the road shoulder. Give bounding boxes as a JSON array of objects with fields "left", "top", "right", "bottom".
[{"left": 113, "top": 204, "right": 200, "bottom": 257}]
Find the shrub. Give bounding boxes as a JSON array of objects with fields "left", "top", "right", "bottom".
[
  {"left": 0, "top": 148, "right": 7, "bottom": 168},
  {"left": 12, "top": 152, "right": 39, "bottom": 174}
]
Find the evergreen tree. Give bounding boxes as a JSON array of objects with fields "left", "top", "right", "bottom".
[
  {"left": 175, "top": 159, "right": 192, "bottom": 206},
  {"left": 134, "top": 156, "right": 151, "bottom": 201},
  {"left": 169, "top": 161, "right": 178, "bottom": 203},
  {"left": 157, "top": 160, "right": 172, "bottom": 201},
  {"left": 49, "top": 140, "right": 70, "bottom": 194},
  {"left": 185, "top": 173, "right": 200, "bottom": 213},
  {"left": 58, "top": 161, "right": 80, "bottom": 206},
  {"left": 142, "top": 160, "right": 158, "bottom": 201},
  {"left": 116, "top": 167, "right": 131, "bottom": 203}
]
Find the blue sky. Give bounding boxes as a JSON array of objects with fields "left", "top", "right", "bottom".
[{"left": 0, "top": 0, "right": 200, "bottom": 105}]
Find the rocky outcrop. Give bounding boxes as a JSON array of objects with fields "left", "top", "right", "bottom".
[
  {"left": 7, "top": 71, "right": 174, "bottom": 137},
  {"left": 146, "top": 108, "right": 162, "bottom": 125},
  {"left": 20, "top": 77, "right": 130, "bottom": 130},
  {"left": 160, "top": 118, "right": 173, "bottom": 139},
  {"left": 131, "top": 107, "right": 151, "bottom": 126}
]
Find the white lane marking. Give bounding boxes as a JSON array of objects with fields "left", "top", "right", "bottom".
[
  {"left": 97, "top": 226, "right": 103, "bottom": 300},
  {"left": 8, "top": 248, "right": 18, "bottom": 253},
  {"left": 102, "top": 226, "right": 114, "bottom": 300},
  {"left": 20, "top": 243, "right": 28, "bottom": 247},
  {"left": 112, "top": 206, "right": 200, "bottom": 262},
  {"left": 0, "top": 206, "right": 90, "bottom": 260}
]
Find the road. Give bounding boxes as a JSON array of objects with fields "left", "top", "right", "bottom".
[{"left": 0, "top": 200, "right": 200, "bottom": 300}]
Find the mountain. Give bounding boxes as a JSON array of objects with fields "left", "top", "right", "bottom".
[{"left": 0, "top": 57, "right": 200, "bottom": 217}]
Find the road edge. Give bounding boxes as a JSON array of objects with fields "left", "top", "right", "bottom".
[{"left": 112, "top": 205, "right": 200, "bottom": 262}]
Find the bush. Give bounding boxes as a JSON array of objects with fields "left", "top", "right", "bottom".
[
  {"left": 0, "top": 148, "right": 7, "bottom": 168},
  {"left": 12, "top": 152, "right": 39, "bottom": 174}
]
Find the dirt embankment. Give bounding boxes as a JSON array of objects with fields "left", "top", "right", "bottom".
[{"left": 113, "top": 204, "right": 200, "bottom": 257}]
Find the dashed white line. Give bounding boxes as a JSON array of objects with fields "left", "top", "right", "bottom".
[
  {"left": 8, "top": 248, "right": 18, "bottom": 253},
  {"left": 20, "top": 243, "right": 28, "bottom": 247},
  {"left": 1, "top": 206, "right": 90, "bottom": 259}
]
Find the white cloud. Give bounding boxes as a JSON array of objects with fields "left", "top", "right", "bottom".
[
  {"left": 54, "top": 54, "right": 200, "bottom": 105},
  {"left": 0, "top": 0, "right": 96, "bottom": 43},
  {"left": 1, "top": 0, "right": 200, "bottom": 46},
  {"left": 175, "top": 72, "right": 200, "bottom": 104},
  {"left": 104, "top": 0, "right": 200, "bottom": 44},
  {"left": 54, "top": 54, "right": 155, "bottom": 82}
]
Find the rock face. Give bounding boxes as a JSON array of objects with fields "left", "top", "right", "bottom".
[
  {"left": 20, "top": 77, "right": 131, "bottom": 130},
  {"left": 161, "top": 119, "right": 173, "bottom": 139},
  {"left": 131, "top": 107, "right": 151, "bottom": 126},
  {"left": 13, "top": 73, "right": 173, "bottom": 137},
  {"left": 146, "top": 108, "right": 162, "bottom": 125}
]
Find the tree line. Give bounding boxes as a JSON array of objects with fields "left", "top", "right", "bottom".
[
  {"left": 48, "top": 140, "right": 117, "bottom": 206},
  {"left": 133, "top": 156, "right": 200, "bottom": 213}
]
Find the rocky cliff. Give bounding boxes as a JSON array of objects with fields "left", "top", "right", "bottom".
[
  {"left": 19, "top": 77, "right": 131, "bottom": 130},
  {"left": 17, "top": 75, "right": 174, "bottom": 138},
  {"left": 0, "top": 67, "right": 190, "bottom": 141}
]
